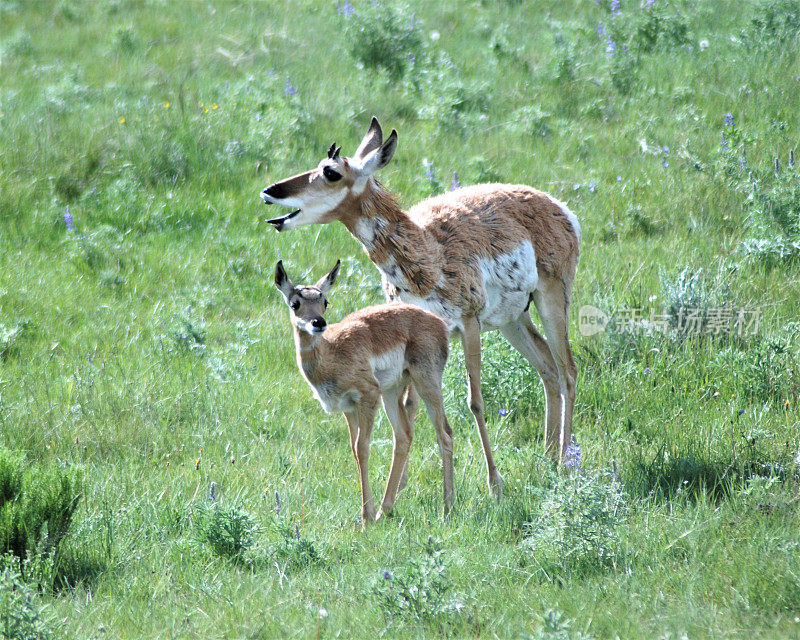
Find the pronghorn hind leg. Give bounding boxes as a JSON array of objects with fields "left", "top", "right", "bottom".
[
  {"left": 414, "top": 378, "right": 455, "bottom": 516},
  {"left": 378, "top": 387, "right": 413, "bottom": 519},
  {"left": 462, "top": 316, "right": 503, "bottom": 498},
  {"left": 499, "top": 315, "right": 562, "bottom": 458},
  {"left": 533, "top": 276, "right": 578, "bottom": 461}
]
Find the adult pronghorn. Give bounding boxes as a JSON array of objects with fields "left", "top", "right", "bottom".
[
  {"left": 261, "top": 118, "right": 580, "bottom": 496},
  {"left": 274, "top": 259, "right": 455, "bottom": 522}
]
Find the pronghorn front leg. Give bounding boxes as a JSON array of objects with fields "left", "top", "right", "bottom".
[
  {"left": 355, "top": 396, "right": 379, "bottom": 524},
  {"left": 378, "top": 387, "right": 413, "bottom": 519},
  {"left": 462, "top": 317, "right": 503, "bottom": 498}
]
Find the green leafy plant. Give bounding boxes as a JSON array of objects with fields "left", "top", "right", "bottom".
[
  {"left": 194, "top": 501, "right": 257, "bottom": 561},
  {"left": 269, "top": 520, "right": 321, "bottom": 571},
  {"left": 0, "top": 448, "right": 82, "bottom": 578},
  {"left": 522, "top": 609, "right": 595, "bottom": 640},
  {"left": 373, "top": 537, "right": 463, "bottom": 622}
]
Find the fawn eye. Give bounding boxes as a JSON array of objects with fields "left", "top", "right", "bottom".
[
  {"left": 323, "top": 166, "right": 342, "bottom": 182},
  {"left": 324, "top": 299, "right": 329, "bottom": 309},
  {"left": 290, "top": 300, "right": 300, "bottom": 310}
]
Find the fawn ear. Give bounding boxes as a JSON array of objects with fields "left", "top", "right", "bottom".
[
  {"left": 356, "top": 128, "right": 397, "bottom": 175},
  {"left": 353, "top": 116, "right": 383, "bottom": 161},
  {"left": 315, "top": 259, "right": 341, "bottom": 295},
  {"left": 274, "top": 261, "right": 295, "bottom": 303}
]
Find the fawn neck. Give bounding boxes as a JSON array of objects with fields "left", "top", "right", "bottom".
[
  {"left": 344, "top": 181, "right": 440, "bottom": 298},
  {"left": 293, "top": 326, "right": 326, "bottom": 359}
]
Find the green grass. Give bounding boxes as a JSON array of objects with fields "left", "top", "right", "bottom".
[{"left": 1, "top": 0, "right": 800, "bottom": 637}]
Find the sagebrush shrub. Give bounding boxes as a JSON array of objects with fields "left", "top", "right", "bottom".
[
  {"left": 743, "top": 0, "right": 800, "bottom": 47},
  {"left": 0, "top": 556, "right": 55, "bottom": 640},
  {"left": 710, "top": 329, "right": 800, "bottom": 405},
  {"left": 373, "top": 537, "right": 463, "bottom": 622},
  {"left": 344, "top": 2, "right": 424, "bottom": 80},
  {"left": 522, "top": 469, "right": 628, "bottom": 580}
]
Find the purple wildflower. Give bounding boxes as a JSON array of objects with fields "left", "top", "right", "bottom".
[
  {"left": 64, "top": 206, "right": 75, "bottom": 231},
  {"left": 724, "top": 113, "right": 735, "bottom": 127},
  {"left": 616, "top": 175, "right": 623, "bottom": 182},
  {"left": 209, "top": 481, "right": 217, "bottom": 503},
  {"left": 498, "top": 408, "right": 508, "bottom": 416},
  {"left": 662, "top": 160, "right": 669, "bottom": 168},
  {"left": 423, "top": 159, "right": 436, "bottom": 183},
  {"left": 738, "top": 408, "right": 745, "bottom": 415},
  {"left": 597, "top": 22, "right": 606, "bottom": 38},
  {"left": 295, "top": 523, "right": 301, "bottom": 540},
  {"left": 338, "top": 0, "right": 354, "bottom": 17},
  {"left": 382, "top": 569, "right": 394, "bottom": 580},
  {"left": 606, "top": 38, "right": 616, "bottom": 55},
  {"left": 662, "top": 146, "right": 670, "bottom": 154},
  {"left": 565, "top": 436, "right": 582, "bottom": 470},
  {"left": 610, "top": 0, "right": 621, "bottom": 16},
  {"left": 275, "top": 490, "right": 281, "bottom": 515},
  {"left": 588, "top": 181, "right": 596, "bottom": 193},
  {"left": 284, "top": 78, "right": 297, "bottom": 96},
  {"left": 720, "top": 132, "right": 729, "bottom": 150},
  {"left": 450, "top": 172, "right": 461, "bottom": 191},
  {"left": 645, "top": 0, "right": 655, "bottom": 7},
  {"left": 643, "top": 367, "right": 651, "bottom": 375}
]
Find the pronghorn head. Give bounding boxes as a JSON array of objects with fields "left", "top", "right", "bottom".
[
  {"left": 261, "top": 117, "right": 397, "bottom": 231},
  {"left": 274, "top": 259, "right": 341, "bottom": 335}
]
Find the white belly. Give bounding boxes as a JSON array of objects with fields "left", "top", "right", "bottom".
[
  {"left": 369, "top": 345, "right": 406, "bottom": 389},
  {"left": 311, "top": 382, "right": 361, "bottom": 414},
  {"left": 478, "top": 241, "right": 538, "bottom": 329}
]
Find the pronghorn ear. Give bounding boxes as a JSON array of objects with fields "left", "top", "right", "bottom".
[
  {"left": 353, "top": 116, "right": 383, "bottom": 161},
  {"left": 357, "top": 129, "right": 397, "bottom": 175},
  {"left": 315, "top": 259, "right": 341, "bottom": 295},
  {"left": 274, "top": 260, "right": 296, "bottom": 303}
]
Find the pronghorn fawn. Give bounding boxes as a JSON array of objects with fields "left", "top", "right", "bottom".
[
  {"left": 262, "top": 118, "right": 580, "bottom": 496},
  {"left": 274, "top": 259, "right": 455, "bottom": 523}
]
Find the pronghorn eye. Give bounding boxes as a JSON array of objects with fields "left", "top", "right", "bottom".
[
  {"left": 322, "top": 166, "right": 342, "bottom": 182},
  {"left": 324, "top": 299, "right": 329, "bottom": 309},
  {"left": 290, "top": 300, "right": 300, "bottom": 311}
]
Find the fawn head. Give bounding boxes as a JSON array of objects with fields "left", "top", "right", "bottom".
[
  {"left": 274, "top": 260, "right": 341, "bottom": 335},
  {"left": 261, "top": 117, "right": 397, "bottom": 231}
]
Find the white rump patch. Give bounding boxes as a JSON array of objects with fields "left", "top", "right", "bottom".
[
  {"left": 548, "top": 194, "right": 581, "bottom": 244},
  {"left": 478, "top": 241, "right": 538, "bottom": 329},
  {"left": 369, "top": 345, "right": 406, "bottom": 389}
]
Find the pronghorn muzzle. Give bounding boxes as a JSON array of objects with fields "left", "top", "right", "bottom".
[
  {"left": 261, "top": 175, "right": 308, "bottom": 231},
  {"left": 264, "top": 207, "right": 301, "bottom": 232}
]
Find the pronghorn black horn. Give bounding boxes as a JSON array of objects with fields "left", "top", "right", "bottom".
[
  {"left": 333, "top": 146, "right": 341, "bottom": 160},
  {"left": 327, "top": 142, "right": 337, "bottom": 159}
]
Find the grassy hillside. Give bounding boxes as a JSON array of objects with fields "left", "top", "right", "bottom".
[{"left": 1, "top": 0, "right": 799, "bottom": 637}]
